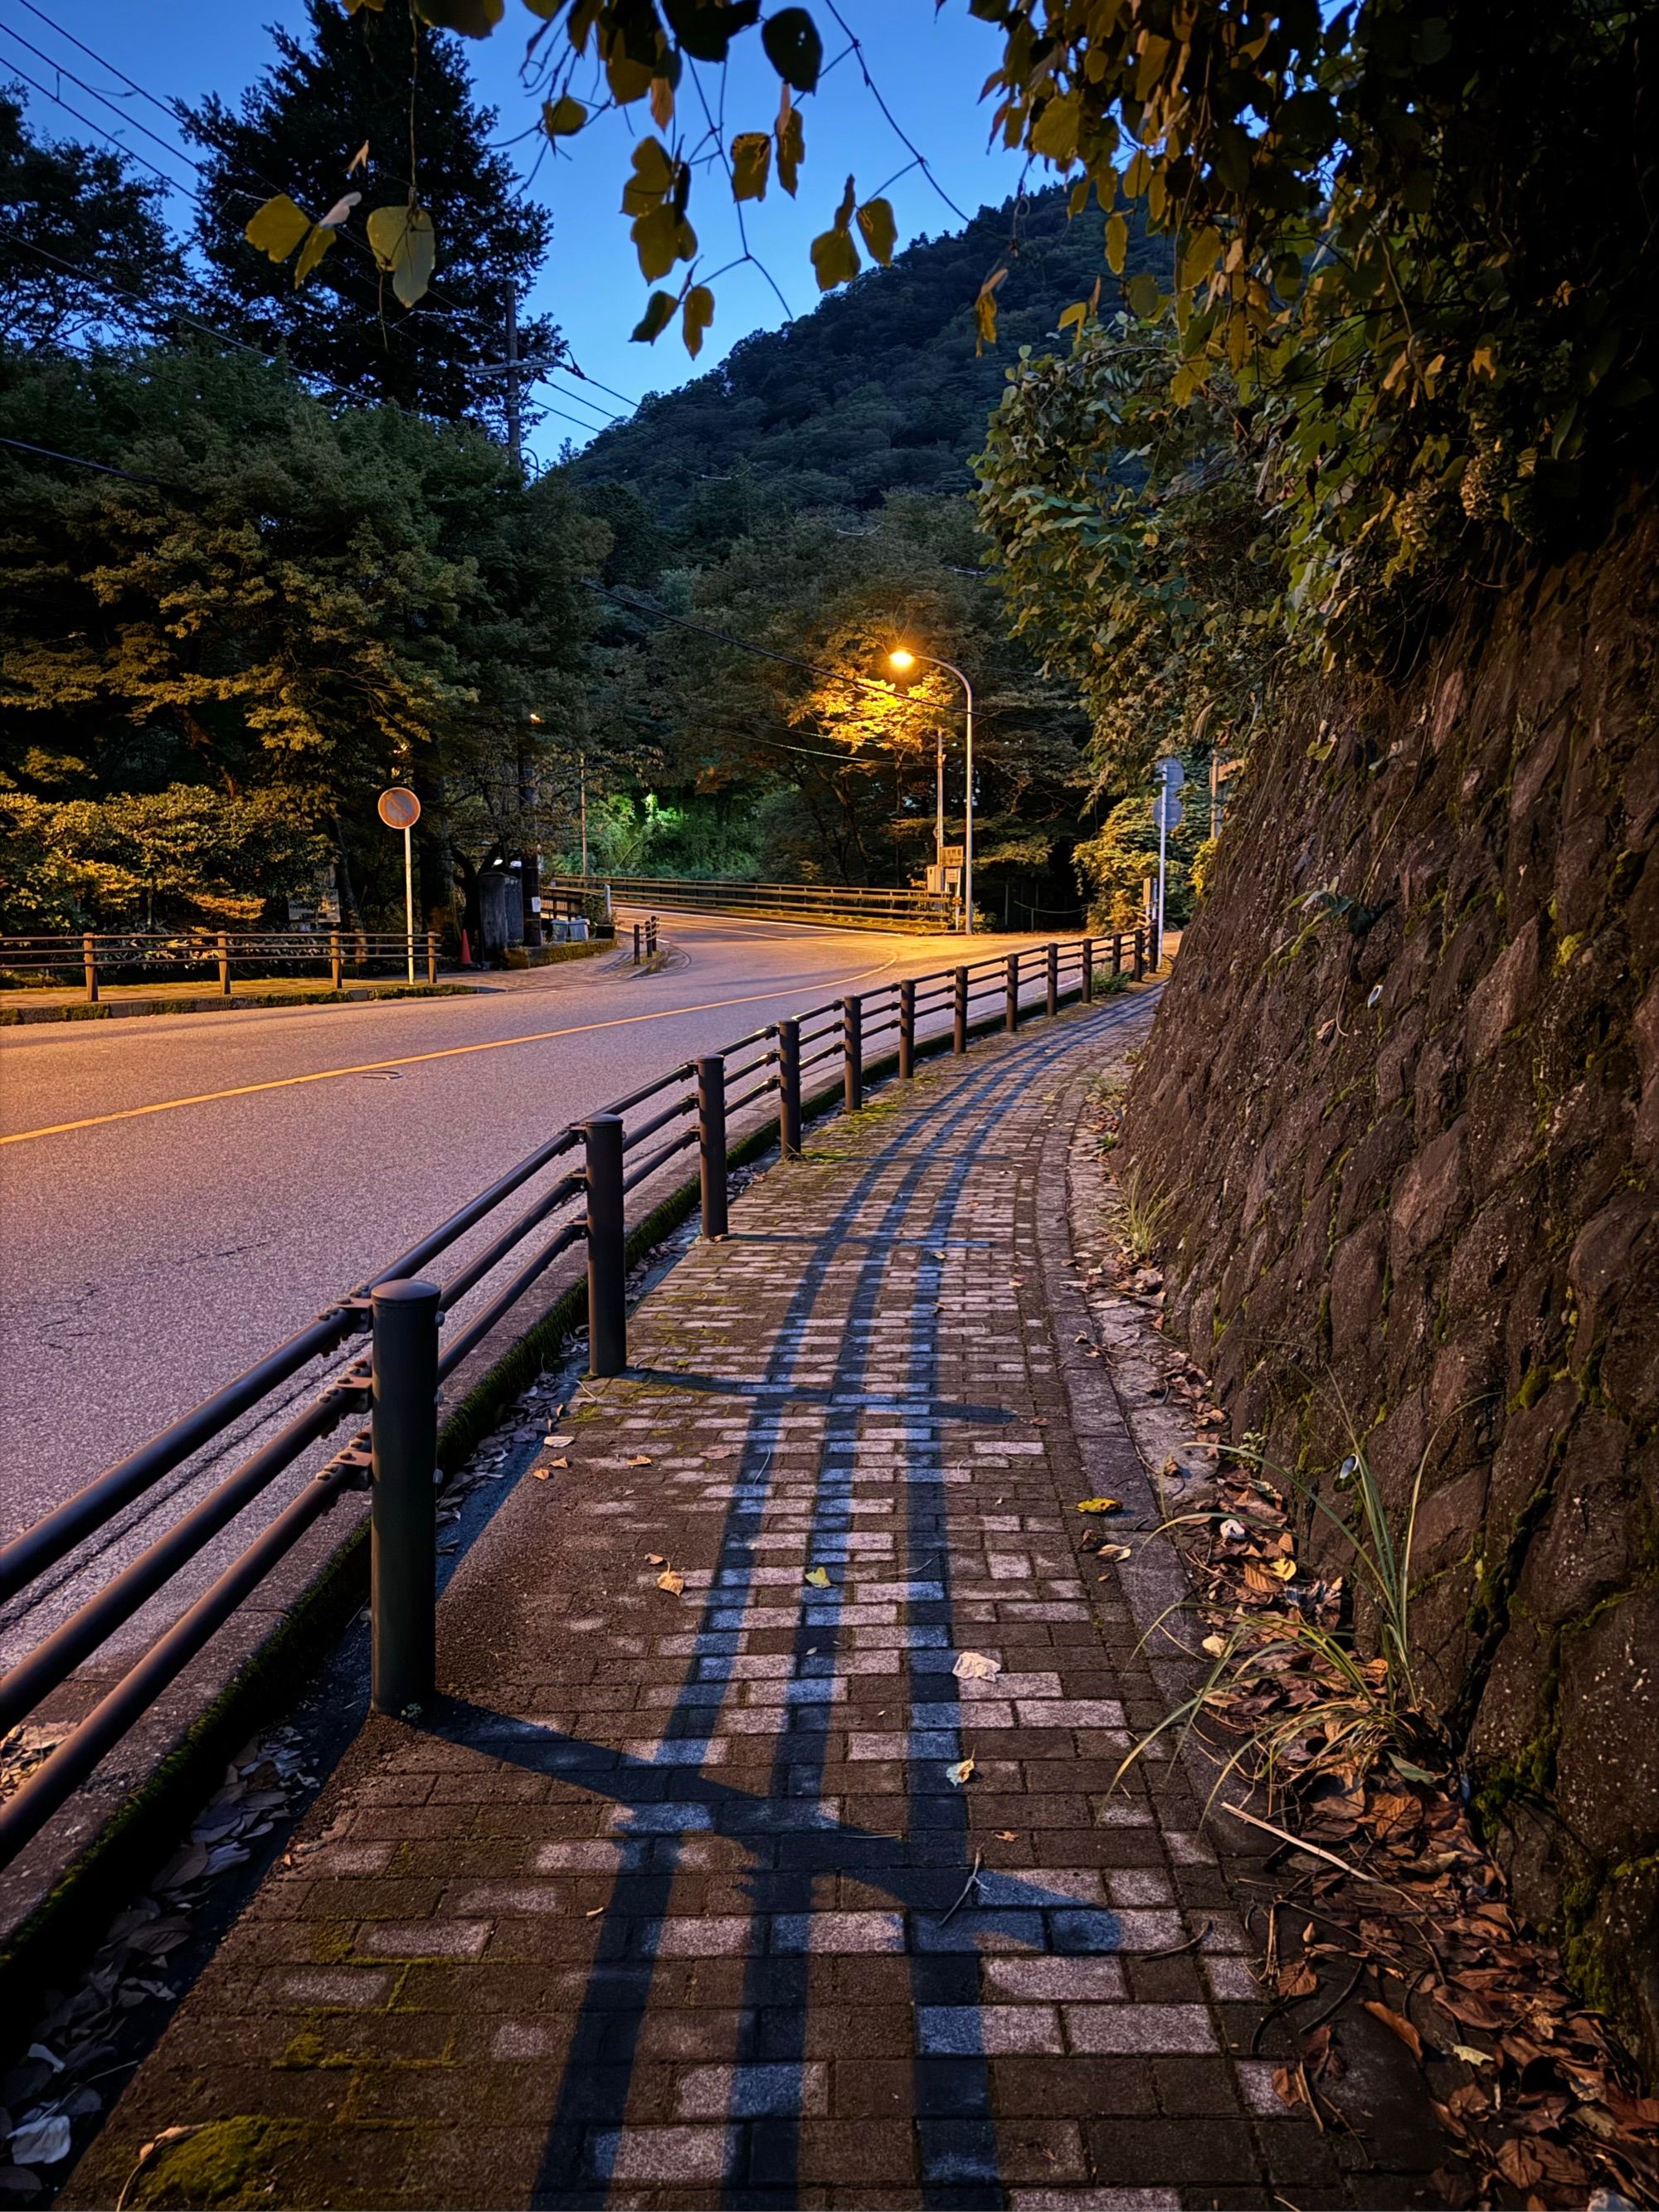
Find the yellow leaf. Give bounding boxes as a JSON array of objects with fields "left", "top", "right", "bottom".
[
  {"left": 682, "top": 284, "right": 714, "bottom": 358},
  {"left": 774, "top": 85, "right": 804, "bottom": 196},
  {"left": 542, "top": 95, "right": 587, "bottom": 137},
  {"left": 947, "top": 1755, "right": 975, "bottom": 1786},
  {"left": 1058, "top": 299, "right": 1088, "bottom": 330},
  {"left": 630, "top": 202, "right": 681, "bottom": 282},
  {"left": 731, "top": 130, "right": 771, "bottom": 202},
  {"left": 649, "top": 75, "right": 674, "bottom": 129},
  {"left": 1267, "top": 1555, "right": 1297, "bottom": 1580},
  {"left": 1029, "top": 90, "right": 1079, "bottom": 163},
  {"left": 1076, "top": 1497, "right": 1121, "bottom": 1514},
  {"left": 366, "top": 202, "right": 435, "bottom": 307},
  {"left": 803, "top": 1565, "right": 832, "bottom": 1588},
  {"left": 810, "top": 221, "right": 859, "bottom": 292},
  {"left": 1106, "top": 211, "right": 1128, "bottom": 275},
  {"left": 1201, "top": 1633, "right": 1228, "bottom": 1657},
  {"left": 975, "top": 263, "right": 1007, "bottom": 352},
  {"left": 348, "top": 141, "right": 370, "bottom": 173},
  {"left": 621, "top": 136, "right": 675, "bottom": 215},
  {"left": 244, "top": 194, "right": 311, "bottom": 265},
  {"left": 1097, "top": 1542, "right": 1132, "bottom": 1562},
  {"left": 293, "top": 222, "right": 335, "bottom": 287},
  {"left": 655, "top": 1566, "right": 685, "bottom": 1597},
  {"left": 855, "top": 196, "right": 896, "bottom": 267}
]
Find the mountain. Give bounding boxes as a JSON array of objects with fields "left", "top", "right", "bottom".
[{"left": 566, "top": 187, "right": 1163, "bottom": 520}]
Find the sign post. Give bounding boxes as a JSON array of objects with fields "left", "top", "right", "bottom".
[
  {"left": 1152, "top": 760, "right": 1185, "bottom": 968},
  {"left": 377, "top": 787, "right": 422, "bottom": 983}
]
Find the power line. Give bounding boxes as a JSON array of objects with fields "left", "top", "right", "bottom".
[
  {"left": 0, "top": 433, "right": 156, "bottom": 482},
  {"left": 0, "top": 16, "right": 201, "bottom": 180}
]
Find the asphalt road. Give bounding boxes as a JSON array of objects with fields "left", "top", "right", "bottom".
[{"left": 0, "top": 912, "right": 1059, "bottom": 1573}]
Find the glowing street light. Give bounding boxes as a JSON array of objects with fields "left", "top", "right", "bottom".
[{"left": 888, "top": 648, "right": 975, "bottom": 935}]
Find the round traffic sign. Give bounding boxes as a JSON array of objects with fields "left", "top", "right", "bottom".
[{"left": 377, "top": 786, "right": 421, "bottom": 830}]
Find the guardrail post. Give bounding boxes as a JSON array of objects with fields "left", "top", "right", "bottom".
[
  {"left": 1046, "top": 941, "right": 1058, "bottom": 1017},
  {"left": 778, "top": 1018, "right": 802, "bottom": 1159},
  {"left": 1112, "top": 931, "right": 1123, "bottom": 978},
  {"left": 329, "top": 930, "right": 343, "bottom": 990},
  {"left": 898, "top": 979, "right": 915, "bottom": 1078},
  {"left": 426, "top": 931, "right": 438, "bottom": 986},
  {"left": 1005, "top": 952, "right": 1019, "bottom": 1033},
  {"left": 82, "top": 932, "right": 98, "bottom": 1005},
  {"left": 697, "top": 1057, "right": 728, "bottom": 1241},
  {"left": 216, "top": 929, "right": 231, "bottom": 997},
  {"left": 370, "top": 1278, "right": 440, "bottom": 1717},
  {"left": 633, "top": 922, "right": 641, "bottom": 964},
  {"left": 843, "top": 997, "right": 863, "bottom": 1112},
  {"left": 584, "top": 1115, "right": 627, "bottom": 1377},
  {"left": 1082, "top": 937, "right": 1094, "bottom": 1004},
  {"left": 1133, "top": 927, "right": 1146, "bottom": 981},
  {"left": 953, "top": 965, "right": 968, "bottom": 1053}
]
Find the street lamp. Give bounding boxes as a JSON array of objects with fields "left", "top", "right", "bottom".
[{"left": 888, "top": 648, "right": 975, "bottom": 936}]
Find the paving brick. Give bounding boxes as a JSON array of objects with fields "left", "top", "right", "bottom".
[{"left": 66, "top": 999, "right": 1353, "bottom": 2211}]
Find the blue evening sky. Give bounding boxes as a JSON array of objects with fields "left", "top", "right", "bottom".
[{"left": 2, "top": 2, "right": 1037, "bottom": 463}]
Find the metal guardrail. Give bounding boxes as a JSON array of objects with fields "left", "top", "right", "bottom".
[
  {"left": 0, "top": 929, "right": 1148, "bottom": 1869},
  {"left": 558, "top": 873, "right": 955, "bottom": 931},
  {"left": 0, "top": 930, "right": 442, "bottom": 999}
]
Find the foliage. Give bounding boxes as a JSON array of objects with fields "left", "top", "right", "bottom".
[
  {"left": 305, "top": 0, "right": 1656, "bottom": 662},
  {"left": 976, "top": 312, "right": 1283, "bottom": 779},
  {"left": 0, "top": 91, "right": 190, "bottom": 352},
  {"left": 1074, "top": 780, "right": 1209, "bottom": 931},
  {"left": 570, "top": 189, "right": 1162, "bottom": 520},
  {"left": 0, "top": 345, "right": 604, "bottom": 930},
  {"left": 188, "top": 0, "right": 556, "bottom": 427},
  {"left": 0, "top": 785, "right": 324, "bottom": 931},
  {"left": 581, "top": 490, "right": 1092, "bottom": 901}
]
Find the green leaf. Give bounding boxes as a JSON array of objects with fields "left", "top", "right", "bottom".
[
  {"left": 244, "top": 194, "right": 311, "bottom": 264},
  {"left": 1125, "top": 270, "right": 1162, "bottom": 320},
  {"left": 731, "top": 130, "right": 771, "bottom": 202},
  {"left": 662, "top": 0, "right": 761, "bottom": 60},
  {"left": 761, "top": 5, "right": 822, "bottom": 92},
  {"left": 413, "top": 0, "right": 504, "bottom": 33},
  {"left": 366, "top": 202, "right": 436, "bottom": 307},
  {"left": 681, "top": 282, "right": 714, "bottom": 357},
  {"left": 293, "top": 222, "right": 335, "bottom": 287},
  {"left": 810, "top": 221, "right": 859, "bottom": 291},
  {"left": 630, "top": 289, "right": 678, "bottom": 344},
  {"left": 855, "top": 197, "right": 896, "bottom": 267},
  {"left": 542, "top": 95, "right": 587, "bottom": 136}
]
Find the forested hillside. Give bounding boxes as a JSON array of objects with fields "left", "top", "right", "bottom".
[{"left": 567, "top": 188, "right": 1155, "bottom": 518}]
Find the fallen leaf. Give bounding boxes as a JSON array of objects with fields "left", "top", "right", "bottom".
[
  {"left": 630, "top": 1455, "right": 654, "bottom": 1466},
  {"left": 645, "top": 1554, "right": 666, "bottom": 1566},
  {"left": 804, "top": 1566, "right": 833, "bottom": 1588},
  {"left": 1266, "top": 1556, "right": 1298, "bottom": 1580},
  {"left": 1450, "top": 2043, "right": 1493, "bottom": 2067},
  {"left": 947, "top": 1756, "right": 976, "bottom": 1786},
  {"left": 952, "top": 1650, "right": 1002, "bottom": 1680},
  {"left": 8, "top": 2115, "right": 71, "bottom": 2166},
  {"left": 1219, "top": 1518, "right": 1247, "bottom": 1541},
  {"left": 995, "top": 1830, "right": 1018, "bottom": 1841},
  {"left": 1277, "top": 1961, "right": 1319, "bottom": 1999},
  {"left": 1362, "top": 2000, "right": 1423, "bottom": 2059},
  {"left": 705, "top": 1446, "right": 742, "bottom": 1460},
  {"left": 655, "top": 1568, "right": 685, "bottom": 1597},
  {"left": 1272, "top": 2064, "right": 1307, "bottom": 2112},
  {"left": 1201, "top": 1634, "right": 1228, "bottom": 1658},
  {"left": 584, "top": 1906, "right": 604, "bottom": 1918},
  {"left": 1097, "top": 1543, "right": 1132, "bottom": 1562},
  {"left": 1076, "top": 1497, "right": 1121, "bottom": 1514}
]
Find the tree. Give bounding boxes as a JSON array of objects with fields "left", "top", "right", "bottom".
[
  {"left": 975, "top": 313, "right": 1284, "bottom": 781},
  {"left": 185, "top": 0, "right": 556, "bottom": 428},
  {"left": 0, "top": 344, "right": 604, "bottom": 931},
  {"left": 0, "top": 90, "right": 190, "bottom": 352}
]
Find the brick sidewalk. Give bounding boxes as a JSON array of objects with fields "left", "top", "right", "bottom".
[{"left": 68, "top": 999, "right": 1350, "bottom": 2211}]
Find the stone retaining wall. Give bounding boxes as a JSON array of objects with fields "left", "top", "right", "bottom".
[{"left": 1118, "top": 508, "right": 1659, "bottom": 2073}]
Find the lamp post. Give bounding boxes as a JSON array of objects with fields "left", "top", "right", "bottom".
[{"left": 888, "top": 649, "right": 975, "bottom": 936}]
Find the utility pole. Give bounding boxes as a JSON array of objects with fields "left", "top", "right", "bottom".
[
  {"left": 504, "top": 293, "right": 522, "bottom": 473},
  {"left": 580, "top": 754, "right": 588, "bottom": 878}
]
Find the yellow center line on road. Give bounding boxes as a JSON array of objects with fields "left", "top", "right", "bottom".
[{"left": 0, "top": 951, "right": 904, "bottom": 1150}]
